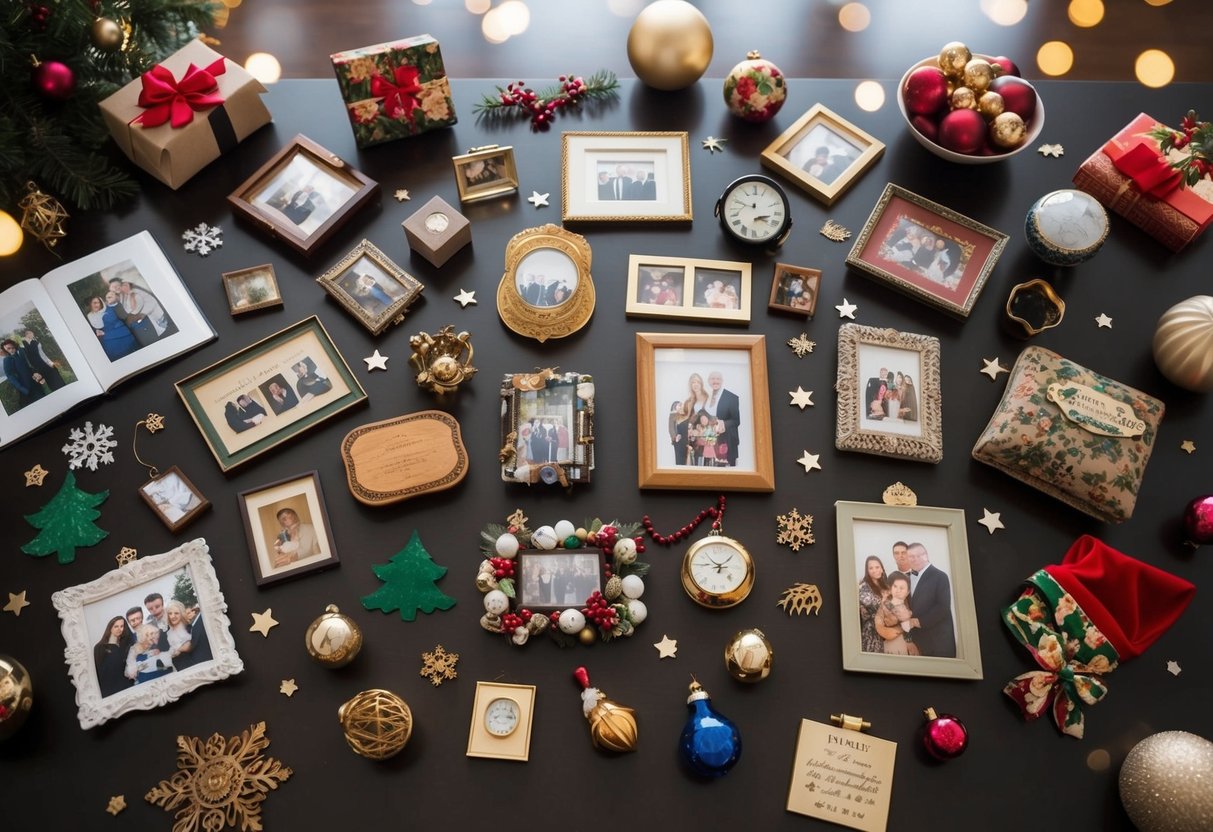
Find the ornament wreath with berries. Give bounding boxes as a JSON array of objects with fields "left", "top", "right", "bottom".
[
  {"left": 1149, "top": 110, "right": 1213, "bottom": 187},
  {"left": 477, "top": 512, "right": 650, "bottom": 647},
  {"left": 474, "top": 70, "right": 619, "bottom": 130}
]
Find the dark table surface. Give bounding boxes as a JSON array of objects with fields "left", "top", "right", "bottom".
[{"left": 1, "top": 78, "right": 1210, "bottom": 831}]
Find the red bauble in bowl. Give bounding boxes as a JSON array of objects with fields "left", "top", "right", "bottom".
[
  {"left": 938, "top": 109, "right": 986, "bottom": 154},
  {"left": 903, "top": 66, "right": 949, "bottom": 116},
  {"left": 989, "top": 75, "right": 1037, "bottom": 122},
  {"left": 988, "top": 56, "right": 1021, "bottom": 77}
]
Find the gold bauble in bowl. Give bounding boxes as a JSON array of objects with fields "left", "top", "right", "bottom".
[
  {"left": 950, "top": 86, "right": 977, "bottom": 111},
  {"left": 990, "top": 111, "right": 1027, "bottom": 149},
  {"left": 977, "top": 91, "right": 1005, "bottom": 120},
  {"left": 627, "top": 0, "right": 714, "bottom": 91},
  {"left": 1153, "top": 295, "right": 1213, "bottom": 392},
  {"left": 305, "top": 604, "right": 363, "bottom": 668},
  {"left": 938, "top": 41, "right": 971, "bottom": 78},
  {"left": 91, "top": 17, "right": 125, "bottom": 52},
  {"left": 724, "top": 628, "right": 773, "bottom": 683},
  {"left": 0, "top": 655, "right": 33, "bottom": 741},
  {"left": 962, "top": 58, "right": 995, "bottom": 93},
  {"left": 338, "top": 689, "right": 413, "bottom": 760},
  {"left": 1119, "top": 730, "right": 1213, "bottom": 832}
]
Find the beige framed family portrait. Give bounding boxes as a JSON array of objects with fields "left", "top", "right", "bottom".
[
  {"left": 238, "top": 470, "right": 340, "bottom": 586},
  {"left": 561, "top": 131, "right": 692, "bottom": 223},
  {"left": 761, "top": 103, "right": 884, "bottom": 206},
  {"left": 625, "top": 255, "right": 752, "bottom": 324}
]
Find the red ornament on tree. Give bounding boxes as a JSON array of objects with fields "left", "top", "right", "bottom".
[
  {"left": 937, "top": 108, "right": 986, "bottom": 155},
  {"left": 1183, "top": 494, "right": 1213, "bottom": 547},
  {"left": 903, "top": 66, "right": 949, "bottom": 116},
  {"left": 922, "top": 707, "right": 968, "bottom": 760},
  {"left": 32, "top": 59, "right": 75, "bottom": 101},
  {"left": 989, "top": 75, "right": 1036, "bottom": 122}
]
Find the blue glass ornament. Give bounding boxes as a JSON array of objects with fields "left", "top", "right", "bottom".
[{"left": 678, "top": 679, "right": 741, "bottom": 777}]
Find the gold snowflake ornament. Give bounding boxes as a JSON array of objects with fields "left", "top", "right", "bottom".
[
  {"left": 787, "top": 333, "right": 816, "bottom": 358},
  {"left": 420, "top": 644, "right": 460, "bottom": 686},
  {"left": 115, "top": 547, "right": 138, "bottom": 566},
  {"left": 775, "top": 508, "right": 815, "bottom": 552},
  {"left": 145, "top": 721, "right": 292, "bottom": 831},
  {"left": 777, "top": 583, "right": 823, "bottom": 616},
  {"left": 143, "top": 412, "right": 166, "bottom": 433}
]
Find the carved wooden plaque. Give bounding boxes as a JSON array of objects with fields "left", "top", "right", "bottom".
[{"left": 340, "top": 411, "right": 468, "bottom": 506}]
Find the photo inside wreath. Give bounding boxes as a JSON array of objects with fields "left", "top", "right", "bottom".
[{"left": 477, "top": 515, "right": 649, "bottom": 647}]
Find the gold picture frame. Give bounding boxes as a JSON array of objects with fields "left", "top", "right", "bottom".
[
  {"left": 452, "top": 144, "right": 519, "bottom": 203},
  {"left": 625, "top": 255, "right": 752, "bottom": 324},
  {"left": 466, "top": 681, "right": 536, "bottom": 761},
  {"left": 761, "top": 103, "right": 884, "bottom": 206},
  {"left": 561, "top": 131, "right": 693, "bottom": 223},
  {"left": 221, "top": 264, "right": 283, "bottom": 316},
  {"left": 635, "top": 332, "right": 775, "bottom": 492},
  {"left": 497, "top": 224, "right": 595, "bottom": 342},
  {"left": 316, "top": 239, "right": 423, "bottom": 336}
]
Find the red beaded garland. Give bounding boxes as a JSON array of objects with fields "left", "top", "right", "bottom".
[{"left": 642, "top": 495, "right": 727, "bottom": 545}]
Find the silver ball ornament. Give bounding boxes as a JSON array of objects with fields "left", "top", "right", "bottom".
[{"left": 1119, "top": 730, "right": 1213, "bottom": 832}]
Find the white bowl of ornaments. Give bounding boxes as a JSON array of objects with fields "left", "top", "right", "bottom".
[{"left": 897, "top": 43, "right": 1044, "bottom": 164}]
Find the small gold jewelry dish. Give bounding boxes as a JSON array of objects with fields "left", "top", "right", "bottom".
[
  {"left": 1005, "top": 278, "right": 1065, "bottom": 338},
  {"left": 410, "top": 325, "right": 477, "bottom": 395}
]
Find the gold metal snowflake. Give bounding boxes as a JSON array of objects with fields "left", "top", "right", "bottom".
[
  {"left": 143, "top": 412, "right": 166, "bottom": 433},
  {"left": 145, "top": 721, "right": 292, "bottom": 832},
  {"left": 820, "top": 219, "right": 852, "bottom": 242},
  {"left": 787, "top": 333, "right": 816, "bottom": 358},
  {"left": 777, "top": 583, "right": 824, "bottom": 616},
  {"left": 775, "top": 508, "right": 815, "bottom": 552},
  {"left": 420, "top": 644, "right": 460, "bottom": 686},
  {"left": 115, "top": 547, "right": 138, "bottom": 566}
]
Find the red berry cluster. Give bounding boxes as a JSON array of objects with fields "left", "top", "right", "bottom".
[
  {"left": 501, "top": 608, "right": 533, "bottom": 635},
  {"left": 497, "top": 75, "right": 588, "bottom": 129},
  {"left": 1154, "top": 109, "right": 1213, "bottom": 185},
  {"left": 1172, "top": 112, "right": 1211, "bottom": 175},
  {"left": 489, "top": 557, "right": 516, "bottom": 580},
  {"left": 643, "top": 495, "right": 727, "bottom": 546},
  {"left": 28, "top": 3, "right": 50, "bottom": 28},
  {"left": 582, "top": 592, "right": 618, "bottom": 632}
]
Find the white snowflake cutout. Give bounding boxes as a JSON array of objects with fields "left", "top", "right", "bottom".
[
  {"left": 182, "top": 223, "right": 223, "bottom": 256},
  {"left": 62, "top": 421, "right": 117, "bottom": 471}
]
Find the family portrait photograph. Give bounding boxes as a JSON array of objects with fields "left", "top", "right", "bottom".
[
  {"left": 461, "top": 152, "right": 508, "bottom": 189},
  {"left": 238, "top": 471, "right": 339, "bottom": 585},
  {"left": 518, "top": 552, "right": 603, "bottom": 609},
  {"left": 249, "top": 150, "right": 358, "bottom": 238},
  {"left": 595, "top": 160, "right": 658, "bottom": 201},
  {"left": 562, "top": 132, "right": 692, "bottom": 223},
  {"left": 453, "top": 146, "right": 519, "bottom": 202},
  {"left": 66, "top": 259, "right": 178, "bottom": 363},
  {"left": 653, "top": 347, "right": 755, "bottom": 472},
  {"left": 692, "top": 267, "right": 744, "bottom": 311},
  {"left": 634, "top": 265, "right": 685, "bottom": 307},
  {"left": 626, "top": 256, "right": 752, "bottom": 324},
  {"left": 0, "top": 301, "right": 76, "bottom": 416},
  {"left": 514, "top": 248, "right": 579, "bottom": 309},
  {"left": 768, "top": 264, "right": 821, "bottom": 317},
  {"left": 334, "top": 255, "right": 409, "bottom": 315},
  {"left": 513, "top": 382, "right": 576, "bottom": 467},
  {"left": 875, "top": 215, "right": 970, "bottom": 290},
  {"left": 761, "top": 104, "right": 885, "bottom": 206},
  {"left": 857, "top": 342, "right": 923, "bottom": 438},
  {"left": 139, "top": 466, "right": 209, "bottom": 532},
  {"left": 222, "top": 265, "right": 282, "bottom": 315}
]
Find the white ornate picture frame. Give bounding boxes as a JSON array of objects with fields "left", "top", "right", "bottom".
[{"left": 51, "top": 539, "right": 243, "bottom": 729}]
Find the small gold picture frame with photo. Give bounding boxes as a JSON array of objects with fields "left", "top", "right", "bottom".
[
  {"left": 625, "top": 255, "right": 751, "bottom": 325},
  {"left": 761, "top": 103, "right": 884, "bottom": 206},
  {"left": 497, "top": 224, "right": 595, "bottom": 343},
  {"left": 768, "top": 263, "right": 822, "bottom": 318},
  {"left": 316, "top": 239, "right": 424, "bottom": 336},
  {"left": 452, "top": 144, "right": 519, "bottom": 203},
  {"left": 221, "top": 264, "right": 283, "bottom": 316},
  {"left": 466, "top": 681, "right": 536, "bottom": 761}
]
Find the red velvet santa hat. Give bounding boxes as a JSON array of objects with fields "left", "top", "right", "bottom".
[{"left": 1043, "top": 535, "right": 1195, "bottom": 661}]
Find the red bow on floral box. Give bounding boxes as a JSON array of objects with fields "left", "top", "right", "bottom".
[
  {"left": 1074, "top": 112, "right": 1213, "bottom": 252},
  {"left": 99, "top": 39, "right": 271, "bottom": 189}
]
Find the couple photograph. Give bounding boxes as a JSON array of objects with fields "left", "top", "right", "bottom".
[
  {"left": 0, "top": 304, "right": 75, "bottom": 415},
  {"left": 223, "top": 355, "right": 332, "bottom": 434},
  {"left": 68, "top": 260, "right": 178, "bottom": 363},
  {"left": 856, "top": 539, "right": 956, "bottom": 659},
  {"left": 250, "top": 151, "right": 358, "bottom": 237}
]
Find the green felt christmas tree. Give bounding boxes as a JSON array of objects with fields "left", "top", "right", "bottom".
[
  {"left": 21, "top": 471, "right": 109, "bottom": 564},
  {"left": 362, "top": 531, "right": 456, "bottom": 622}
]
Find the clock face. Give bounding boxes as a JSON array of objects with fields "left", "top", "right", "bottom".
[
  {"left": 425, "top": 211, "right": 450, "bottom": 234},
  {"left": 719, "top": 178, "right": 789, "bottom": 244},
  {"left": 484, "top": 697, "right": 520, "bottom": 737},
  {"left": 681, "top": 536, "right": 755, "bottom": 608}
]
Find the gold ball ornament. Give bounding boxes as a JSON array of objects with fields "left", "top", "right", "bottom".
[
  {"left": 724, "top": 628, "right": 773, "bottom": 683},
  {"left": 90, "top": 17, "right": 125, "bottom": 52},
  {"left": 950, "top": 86, "right": 978, "bottom": 111},
  {"left": 0, "top": 210, "right": 23, "bottom": 257},
  {"left": 626, "top": 0, "right": 714, "bottom": 91},
  {"left": 962, "top": 58, "right": 995, "bottom": 93},
  {"left": 338, "top": 689, "right": 413, "bottom": 760},
  {"left": 578, "top": 626, "right": 597, "bottom": 645},
  {"left": 304, "top": 604, "right": 364, "bottom": 668},
  {"left": 977, "top": 91, "right": 1005, "bottom": 120},
  {"left": 938, "top": 41, "right": 972, "bottom": 78},
  {"left": 0, "top": 655, "right": 33, "bottom": 741},
  {"left": 990, "top": 111, "right": 1027, "bottom": 149},
  {"left": 1119, "top": 730, "right": 1213, "bottom": 832},
  {"left": 1153, "top": 295, "right": 1213, "bottom": 392}
]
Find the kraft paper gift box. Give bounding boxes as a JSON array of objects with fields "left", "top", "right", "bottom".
[
  {"left": 330, "top": 34, "right": 457, "bottom": 148},
  {"left": 99, "top": 39, "right": 271, "bottom": 190},
  {"left": 1073, "top": 112, "right": 1213, "bottom": 252}
]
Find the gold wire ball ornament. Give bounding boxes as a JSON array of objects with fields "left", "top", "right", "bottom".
[
  {"left": 626, "top": 0, "right": 714, "bottom": 91},
  {"left": 18, "top": 181, "right": 68, "bottom": 251},
  {"left": 409, "top": 325, "right": 477, "bottom": 395},
  {"left": 338, "top": 689, "right": 413, "bottom": 760},
  {"left": 304, "top": 605, "right": 364, "bottom": 668},
  {"left": 0, "top": 654, "right": 34, "bottom": 741},
  {"left": 90, "top": 17, "right": 125, "bottom": 52},
  {"left": 724, "top": 628, "right": 774, "bottom": 682}
]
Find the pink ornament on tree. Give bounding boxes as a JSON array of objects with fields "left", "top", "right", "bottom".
[{"left": 32, "top": 59, "right": 75, "bottom": 101}]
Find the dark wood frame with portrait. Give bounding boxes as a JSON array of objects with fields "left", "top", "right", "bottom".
[
  {"left": 513, "top": 548, "right": 607, "bottom": 612},
  {"left": 226, "top": 133, "right": 379, "bottom": 257},
  {"left": 137, "top": 465, "right": 211, "bottom": 533},
  {"left": 237, "top": 470, "right": 340, "bottom": 587},
  {"left": 767, "top": 262, "right": 822, "bottom": 318},
  {"left": 221, "top": 264, "right": 283, "bottom": 316},
  {"left": 316, "top": 239, "right": 424, "bottom": 336}
]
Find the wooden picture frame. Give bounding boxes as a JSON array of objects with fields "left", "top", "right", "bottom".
[
  {"left": 625, "top": 255, "right": 752, "bottom": 324},
  {"left": 835, "top": 501, "right": 982, "bottom": 681},
  {"left": 316, "top": 239, "right": 423, "bottom": 336},
  {"left": 466, "top": 681, "right": 537, "bottom": 761},
  {"left": 452, "top": 144, "right": 519, "bottom": 203},
  {"left": 835, "top": 323, "right": 942, "bottom": 463},
  {"left": 561, "top": 131, "right": 692, "bottom": 223},
  {"left": 635, "top": 332, "right": 775, "bottom": 492},
  {"left": 237, "top": 470, "right": 340, "bottom": 586},
  {"left": 221, "top": 264, "right": 283, "bottom": 316},
  {"left": 500, "top": 369, "right": 595, "bottom": 486},
  {"left": 50, "top": 539, "right": 244, "bottom": 729},
  {"left": 138, "top": 465, "right": 210, "bottom": 533},
  {"left": 227, "top": 134, "right": 379, "bottom": 256},
  {"left": 846, "top": 183, "right": 1009, "bottom": 318},
  {"left": 761, "top": 103, "right": 884, "bottom": 206},
  {"left": 514, "top": 549, "right": 607, "bottom": 611},
  {"left": 767, "top": 263, "right": 822, "bottom": 318},
  {"left": 497, "top": 224, "right": 595, "bottom": 342},
  {"left": 175, "top": 316, "right": 368, "bottom": 472}
]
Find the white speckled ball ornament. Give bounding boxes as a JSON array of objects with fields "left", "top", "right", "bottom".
[
  {"left": 621, "top": 574, "right": 645, "bottom": 599},
  {"left": 626, "top": 599, "right": 648, "bottom": 625},
  {"left": 532, "top": 526, "right": 559, "bottom": 550},
  {"left": 495, "top": 533, "right": 520, "bottom": 558},
  {"left": 558, "top": 609, "right": 587, "bottom": 634},
  {"left": 613, "top": 538, "right": 638, "bottom": 563},
  {"left": 484, "top": 590, "right": 509, "bottom": 615},
  {"left": 554, "top": 520, "right": 576, "bottom": 539},
  {"left": 1119, "top": 730, "right": 1213, "bottom": 832}
]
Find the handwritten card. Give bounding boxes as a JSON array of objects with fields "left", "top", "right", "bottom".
[{"left": 786, "top": 718, "right": 896, "bottom": 832}]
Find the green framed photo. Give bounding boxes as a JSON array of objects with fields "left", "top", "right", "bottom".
[{"left": 175, "top": 317, "right": 367, "bottom": 472}]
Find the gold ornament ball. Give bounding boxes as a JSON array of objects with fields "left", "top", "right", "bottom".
[
  {"left": 950, "top": 86, "right": 978, "bottom": 111},
  {"left": 724, "top": 628, "right": 773, "bottom": 683},
  {"left": 0, "top": 655, "right": 33, "bottom": 741},
  {"left": 0, "top": 210, "right": 23, "bottom": 257},
  {"left": 304, "top": 604, "right": 363, "bottom": 668},
  {"left": 977, "top": 91, "right": 1005, "bottom": 120},
  {"left": 1119, "top": 730, "right": 1213, "bottom": 832},
  {"left": 586, "top": 698, "right": 639, "bottom": 753},
  {"left": 938, "top": 41, "right": 972, "bottom": 79},
  {"left": 338, "top": 689, "right": 413, "bottom": 760},
  {"left": 990, "top": 111, "right": 1027, "bottom": 149},
  {"left": 578, "top": 626, "right": 597, "bottom": 645},
  {"left": 962, "top": 58, "right": 995, "bottom": 93},
  {"left": 1153, "top": 295, "right": 1213, "bottom": 392},
  {"left": 626, "top": 0, "right": 714, "bottom": 91},
  {"left": 91, "top": 17, "right": 125, "bottom": 52}
]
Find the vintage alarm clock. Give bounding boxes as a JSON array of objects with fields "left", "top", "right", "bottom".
[{"left": 714, "top": 174, "right": 793, "bottom": 248}]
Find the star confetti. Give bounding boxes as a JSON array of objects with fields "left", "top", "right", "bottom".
[
  {"left": 978, "top": 509, "right": 1005, "bottom": 535},
  {"left": 1095, "top": 313, "right": 1113, "bottom": 329},
  {"left": 1167, "top": 660, "right": 1182, "bottom": 676},
  {"left": 4, "top": 591, "right": 30, "bottom": 617},
  {"left": 526, "top": 190, "right": 550, "bottom": 208},
  {"left": 701, "top": 136, "right": 727, "bottom": 153},
  {"left": 454, "top": 289, "right": 477, "bottom": 308},
  {"left": 249, "top": 608, "right": 279, "bottom": 637},
  {"left": 835, "top": 298, "right": 858, "bottom": 319},
  {"left": 420, "top": 644, "right": 460, "bottom": 686},
  {"left": 143, "top": 412, "right": 166, "bottom": 433},
  {"left": 797, "top": 450, "right": 822, "bottom": 473},
  {"left": 394, "top": 188, "right": 411, "bottom": 202},
  {"left": 1181, "top": 440, "right": 1197, "bottom": 454},
  {"left": 654, "top": 634, "right": 678, "bottom": 658},
  {"left": 279, "top": 679, "right": 299, "bottom": 697},
  {"left": 1037, "top": 143, "right": 1064, "bottom": 158},
  {"left": 23, "top": 464, "right": 48, "bottom": 487},
  {"left": 115, "top": 547, "right": 138, "bottom": 566},
  {"left": 776, "top": 508, "right": 815, "bottom": 551},
  {"left": 363, "top": 350, "right": 389, "bottom": 371},
  {"left": 106, "top": 796, "right": 126, "bottom": 816},
  {"left": 820, "top": 220, "right": 852, "bottom": 242},
  {"left": 787, "top": 333, "right": 816, "bottom": 358},
  {"left": 788, "top": 386, "right": 815, "bottom": 409},
  {"left": 980, "top": 357, "right": 1009, "bottom": 381}
]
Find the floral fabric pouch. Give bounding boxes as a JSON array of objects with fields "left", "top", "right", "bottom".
[{"left": 971, "top": 346, "right": 1164, "bottom": 523}]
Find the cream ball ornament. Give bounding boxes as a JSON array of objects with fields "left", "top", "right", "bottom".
[
  {"left": 554, "top": 520, "right": 576, "bottom": 540},
  {"left": 484, "top": 590, "right": 510, "bottom": 615},
  {"left": 626, "top": 599, "right": 648, "bottom": 625},
  {"left": 532, "top": 525, "right": 559, "bottom": 550},
  {"left": 626, "top": 0, "right": 714, "bottom": 91},
  {"left": 1153, "top": 295, "right": 1213, "bottom": 392},
  {"left": 495, "top": 533, "right": 520, "bottom": 559},
  {"left": 1119, "top": 730, "right": 1213, "bottom": 832},
  {"left": 559, "top": 608, "right": 587, "bottom": 634},
  {"left": 621, "top": 574, "right": 645, "bottom": 599},
  {"left": 613, "top": 538, "right": 638, "bottom": 563}
]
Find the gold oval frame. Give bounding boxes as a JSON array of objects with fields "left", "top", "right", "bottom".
[{"left": 497, "top": 224, "right": 596, "bottom": 342}]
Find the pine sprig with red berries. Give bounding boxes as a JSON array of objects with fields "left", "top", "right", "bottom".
[
  {"left": 1149, "top": 110, "right": 1213, "bottom": 187},
  {"left": 473, "top": 70, "right": 619, "bottom": 129}
]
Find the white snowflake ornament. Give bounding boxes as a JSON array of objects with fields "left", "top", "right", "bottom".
[
  {"left": 62, "top": 421, "right": 117, "bottom": 471},
  {"left": 182, "top": 223, "right": 223, "bottom": 256}
]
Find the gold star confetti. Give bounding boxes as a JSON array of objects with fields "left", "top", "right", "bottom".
[
  {"left": 420, "top": 644, "right": 460, "bottom": 686},
  {"left": 787, "top": 333, "right": 816, "bottom": 357},
  {"left": 980, "top": 357, "right": 1009, "bottom": 381},
  {"left": 1167, "top": 660, "right": 1182, "bottom": 676},
  {"left": 250, "top": 608, "right": 279, "bottom": 637},
  {"left": 454, "top": 289, "right": 477, "bottom": 308},
  {"left": 4, "top": 591, "right": 30, "bottom": 617},
  {"left": 363, "top": 349, "right": 389, "bottom": 371},
  {"left": 143, "top": 412, "right": 165, "bottom": 433},
  {"left": 506, "top": 509, "right": 529, "bottom": 530},
  {"left": 820, "top": 219, "right": 852, "bottom": 241},
  {"left": 526, "top": 190, "right": 550, "bottom": 208},
  {"left": 106, "top": 796, "right": 126, "bottom": 816},
  {"left": 394, "top": 188, "right": 411, "bottom": 202},
  {"left": 1095, "top": 312, "right": 1113, "bottom": 329},
  {"left": 701, "top": 136, "right": 726, "bottom": 153},
  {"left": 775, "top": 508, "right": 815, "bottom": 551},
  {"left": 978, "top": 508, "right": 1005, "bottom": 535},
  {"left": 1037, "top": 143, "right": 1064, "bottom": 158},
  {"left": 835, "top": 298, "right": 858, "bottom": 319},
  {"left": 654, "top": 634, "right": 678, "bottom": 658},
  {"left": 788, "top": 386, "right": 814, "bottom": 409},
  {"left": 115, "top": 547, "right": 138, "bottom": 566},
  {"left": 279, "top": 679, "right": 299, "bottom": 697},
  {"left": 797, "top": 450, "right": 822, "bottom": 473},
  {"left": 23, "top": 464, "right": 48, "bottom": 486},
  {"left": 1181, "top": 440, "right": 1197, "bottom": 454},
  {"left": 777, "top": 583, "right": 823, "bottom": 616}
]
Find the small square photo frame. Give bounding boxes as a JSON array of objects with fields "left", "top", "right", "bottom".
[
  {"left": 835, "top": 501, "right": 982, "bottom": 681},
  {"left": 227, "top": 134, "right": 379, "bottom": 256},
  {"left": 237, "top": 470, "right": 339, "bottom": 586},
  {"left": 761, "top": 103, "right": 884, "bottom": 206},
  {"left": 501, "top": 370, "right": 595, "bottom": 486},
  {"left": 846, "top": 183, "right": 1009, "bottom": 318},
  {"left": 452, "top": 145, "right": 519, "bottom": 203},
  {"left": 222, "top": 264, "right": 282, "bottom": 316},
  {"left": 467, "top": 681, "right": 537, "bottom": 762},
  {"left": 138, "top": 465, "right": 210, "bottom": 533},
  {"left": 835, "top": 323, "right": 942, "bottom": 463},
  {"left": 562, "top": 132, "right": 692, "bottom": 223},
  {"left": 317, "top": 239, "right": 424, "bottom": 336},
  {"left": 626, "top": 255, "right": 751, "bottom": 324},
  {"left": 768, "top": 263, "right": 821, "bottom": 318},
  {"left": 515, "top": 549, "right": 606, "bottom": 611}
]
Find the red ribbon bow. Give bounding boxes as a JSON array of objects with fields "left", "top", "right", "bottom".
[
  {"left": 370, "top": 66, "right": 422, "bottom": 121},
  {"left": 1112, "top": 142, "right": 1183, "bottom": 199},
  {"left": 134, "top": 57, "right": 226, "bottom": 129}
]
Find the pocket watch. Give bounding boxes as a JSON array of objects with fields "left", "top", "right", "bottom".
[
  {"left": 714, "top": 174, "right": 793, "bottom": 248},
  {"left": 680, "top": 533, "right": 756, "bottom": 608}
]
